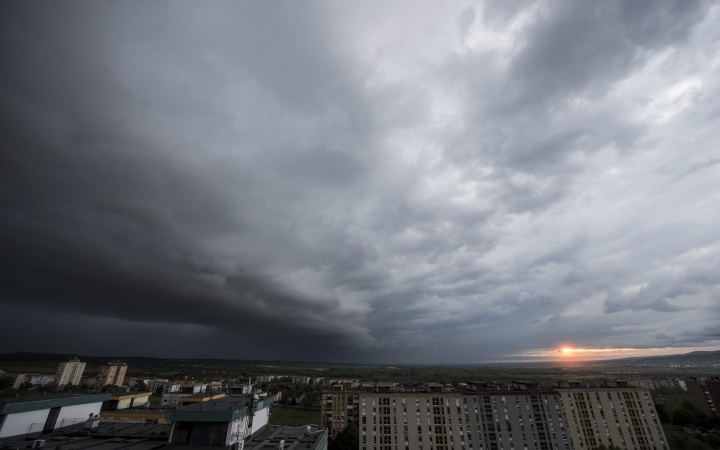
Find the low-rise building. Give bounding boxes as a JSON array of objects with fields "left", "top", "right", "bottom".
[
  {"left": 167, "top": 396, "right": 273, "bottom": 449},
  {"left": 103, "top": 392, "right": 153, "bottom": 410},
  {"left": 161, "top": 385, "right": 209, "bottom": 407},
  {"left": 288, "top": 391, "right": 305, "bottom": 404},
  {"left": 29, "top": 375, "right": 57, "bottom": 386},
  {"left": 0, "top": 392, "right": 109, "bottom": 440}
]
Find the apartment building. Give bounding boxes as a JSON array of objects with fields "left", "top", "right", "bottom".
[
  {"left": 555, "top": 381, "right": 668, "bottom": 450},
  {"left": 92, "top": 360, "right": 127, "bottom": 390},
  {"left": 360, "top": 392, "right": 464, "bottom": 450},
  {"left": 55, "top": 358, "right": 86, "bottom": 387},
  {"left": 464, "top": 381, "right": 566, "bottom": 450},
  {"left": 685, "top": 377, "right": 719, "bottom": 416},
  {"left": 321, "top": 390, "right": 361, "bottom": 438}
]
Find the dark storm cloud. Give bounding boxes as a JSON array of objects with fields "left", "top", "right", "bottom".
[{"left": 1, "top": 0, "right": 720, "bottom": 362}]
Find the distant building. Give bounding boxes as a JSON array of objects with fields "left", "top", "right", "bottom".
[
  {"left": 266, "top": 390, "right": 283, "bottom": 402},
  {"left": 140, "top": 379, "right": 171, "bottom": 393},
  {"left": 256, "top": 375, "right": 275, "bottom": 383},
  {"left": 92, "top": 361, "right": 128, "bottom": 391},
  {"left": 247, "top": 425, "right": 328, "bottom": 450},
  {"left": 292, "top": 376, "right": 311, "bottom": 385},
  {"left": 30, "top": 375, "right": 57, "bottom": 386},
  {"left": 685, "top": 377, "right": 719, "bottom": 416},
  {"left": 10, "top": 374, "right": 26, "bottom": 389},
  {"left": 102, "top": 392, "right": 152, "bottom": 410},
  {"left": 651, "top": 378, "right": 676, "bottom": 389},
  {"left": 288, "top": 391, "right": 305, "bottom": 404},
  {"left": 55, "top": 358, "right": 86, "bottom": 387},
  {"left": 0, "top": 392, "right": 109, "bottom": 439},
  {"left": 161, "top": 385, "right": 209, "bottom": 407}
]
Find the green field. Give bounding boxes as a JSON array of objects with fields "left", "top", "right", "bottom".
[{"left": 269, "top": 405, "right": 320, "bottom": 427}]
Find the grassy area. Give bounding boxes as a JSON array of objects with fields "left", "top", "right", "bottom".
[{"left": 269, "top": 405, "right": 320, "bottom": 427}]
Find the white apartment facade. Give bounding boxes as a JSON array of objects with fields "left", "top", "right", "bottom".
[{"left": 55, "top": 359, "right": 86, "bottom": 387}]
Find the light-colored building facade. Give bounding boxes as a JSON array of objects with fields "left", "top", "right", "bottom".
[
  {"left": 555, "top": 382, "right": 668, "bottom": 450},
  {"left": 464, "top": 383, "right": 567, "bottom": 450},
  {"left": 321, "top": 391, "right": 361, "bottom": 438},
  {"left": 360, "top": 392, "right": 464, "bottom": 450},
  {"left": 0, "top": 393, "right": 109, "bottom": 439},
  {"left": 30, "top": 375, "right": 57, "bottom": 386},
  {"left": 55, "top": 358, "right": 86, "bottom": 387},
  {"left": 321, "top": 382, "right": 669, "bottom": 450},
  {"left": 92, "top": 361, "right": 128, "bottom": 390}
]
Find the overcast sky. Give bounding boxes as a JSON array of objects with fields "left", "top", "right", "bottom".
[{"left": 1, "top": 0, "right": 720, "bottom": 364}]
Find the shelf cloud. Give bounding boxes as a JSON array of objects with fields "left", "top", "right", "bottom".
[{"left": 1, "top": 0, "right": 719, "bottom": 363}]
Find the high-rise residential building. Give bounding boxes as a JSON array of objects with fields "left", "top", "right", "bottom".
[
  {"left": 464, "top": 381, "right": 566, "bottom": 450},
  {"left": 555, "top": 381, "right": 668, "bottom": 450},
  {"left": 360, "top": 391, "right": 464, "bottom": 450},
  {"left": 92, "top": 360, "right": 128, "bottom": 391},
  {"left": 55, "top": 358, "right": 86, "bottom": 387},
  {"left": 685, "top": 377, "right": 719, "bottom": 417},
  {"left": 321, "top": 391, "right": 361, "bottom": 438},
  {"left": 322, "top": 381, "right": 668, "bottom": 450}
]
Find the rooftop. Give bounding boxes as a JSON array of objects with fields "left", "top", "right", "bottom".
[
  {"left": 247, "top": 426, "right": 328, "bottom": 450},
  {"left": 1, "top": 393, "right": 110, "bottom": 414}
]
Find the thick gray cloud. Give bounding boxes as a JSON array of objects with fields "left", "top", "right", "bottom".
[{"left": 1, "top": 0, "right": 720, "bottom": 363}]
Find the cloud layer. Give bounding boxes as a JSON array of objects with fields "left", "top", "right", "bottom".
[{"left": 1, "top": 0, "right": 720, "bottom": 363}]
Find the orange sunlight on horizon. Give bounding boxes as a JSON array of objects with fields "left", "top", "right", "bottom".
[{"left": 512, "top": 345, "right": 720, "bottom": 361}]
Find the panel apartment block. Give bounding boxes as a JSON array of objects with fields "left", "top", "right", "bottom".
[
  {"left": 360, "top": 392, "right": 465, "bottom": 450},
  {"left": 464, "top": 390, "right": 566, "bottom": 450},
  {"left": 321, "top": 391, "right": 361, "bottom": 438},
  {"left": 556, "top": 386, "right": 668, "bottom": 450}
]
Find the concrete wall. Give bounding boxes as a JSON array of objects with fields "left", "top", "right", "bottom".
[
  {"left": 117, "top": 398, "right": 133, "bottom": 410},
  {"left": 0, "top": 409, "right": 50, "bottom": 438},
  {"left": 251, "top": 407, "right": 270, "bottom": 435}
]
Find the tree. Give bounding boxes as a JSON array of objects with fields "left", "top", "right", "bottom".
[
  {"left": 656, "top": 403, "right": 671, "bottom": 423},
  {"left": 101, "top": 384, "right": 127, "bottom": 394},
  {"left": 301, "top": 392, "right": 314, "bottom": 409},
  {"left": 0, "top": 376, "right": 14, "bottom": 390},
  {"left": 329, "top": 423, "right": 358, "bottom": 450}
]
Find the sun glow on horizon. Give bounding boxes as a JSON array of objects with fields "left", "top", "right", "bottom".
[{"left": 511, "top": 345, "right": 720, "bottom": 361}]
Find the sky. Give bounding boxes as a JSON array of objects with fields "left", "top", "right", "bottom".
[{"left": 1, "top": 0, "right": 720, "bottom": 364}]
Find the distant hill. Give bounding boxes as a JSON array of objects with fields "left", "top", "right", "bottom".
[{"left": 590, "top": 350, "right": 720, "bottom": 368}]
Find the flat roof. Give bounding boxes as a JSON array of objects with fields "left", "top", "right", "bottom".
[
  {"left": 248, "top": 426, "right": 327, "bottom": 450},
  {"left": 1, "top": 393, "right": 111, "bottom": 414},
  {"left": 167, "top": 397, "right": 273, "bottom": 423},
  {"left": 109, "top": 392, "right": 152, "bottom": 400}
]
